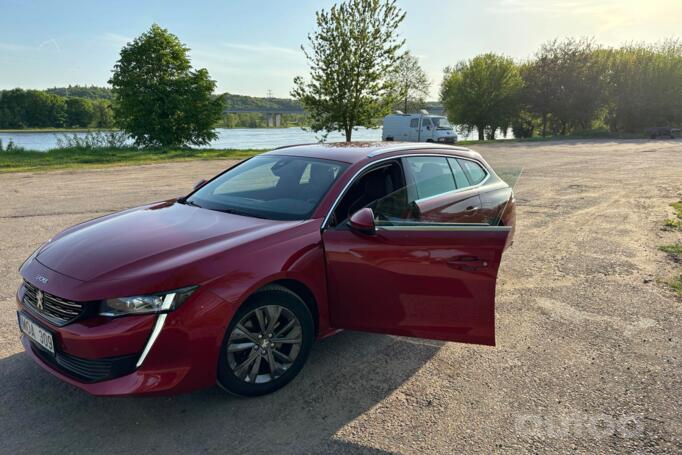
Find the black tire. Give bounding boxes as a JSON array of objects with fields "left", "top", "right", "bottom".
[{"left": 217, "top": 285, "right": 314, "bottom": 396}]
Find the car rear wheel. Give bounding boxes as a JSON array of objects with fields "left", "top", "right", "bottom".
[{"left": 217, "top": 285, "right": 314, "bottom": 396}]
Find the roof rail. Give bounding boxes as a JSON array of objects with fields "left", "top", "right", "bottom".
[
  {"left": 367, "top": 143, "right": 471, "bottom": 158},
  {"left": 271, "top": 143, "right": 318, "bottom": 150}
]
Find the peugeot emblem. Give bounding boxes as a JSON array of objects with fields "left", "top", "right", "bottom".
[
  {"left": 36, "top": 290, "right": 44, "bottom": 311},
  {"left": 35, "top": 275, "right": 49, "bottom": 285}
]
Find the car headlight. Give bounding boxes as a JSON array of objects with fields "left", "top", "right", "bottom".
[{"left": 99, "top": 286, "right": 197, "bottom": 317}]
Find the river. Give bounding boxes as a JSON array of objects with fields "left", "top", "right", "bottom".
[{"left": 0, "top": 127, "right": 491, "bottom": 152}]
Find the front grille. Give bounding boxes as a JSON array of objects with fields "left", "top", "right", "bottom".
[
  {"left": 31, "top": 344, "right": 139, "bottom": 383},
  {"left": 23, "top": 280, "right": 85, "bottom": 326}
]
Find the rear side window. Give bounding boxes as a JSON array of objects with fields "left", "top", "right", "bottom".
[
  {"left": 406, "top": 156, "right": 456, "bottom": 199},
  {"left": 409, "top": 118, "right": 419, "bottom": 128},
  {"left": 459, "top": 159, "right": 487, "bottom": 185},
  {"left": 447, "top": 158, "right": 470, "bottom": 189}
]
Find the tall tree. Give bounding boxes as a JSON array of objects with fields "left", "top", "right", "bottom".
[
  {"left": 440, "top": 53, "right": 522, "bottom": 141},
  {"left": 109, "top": 24, "right": 223, "bottom": 147},
  {"left": 520, "top": 38, "right": 606, "bottom": 136},
  {"left": 292, "top": 0, "right": 405, "bottom": 141},
  {"left": 387, "top": 51, "right": 431, "bottom": 113},
  {"left": 605, "top": 41, "right": 682, "bottom": 132},
  {"left": 65, "top": 97, "right": 94, "bottom": 127}
]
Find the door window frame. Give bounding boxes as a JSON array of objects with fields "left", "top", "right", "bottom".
[{"left": 321, "top": 152, "right": 499, "bottom": 231}]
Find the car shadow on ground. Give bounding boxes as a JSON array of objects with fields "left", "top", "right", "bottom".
[{"left": 0, "top": 330, "right": 442, "bottom": 454}]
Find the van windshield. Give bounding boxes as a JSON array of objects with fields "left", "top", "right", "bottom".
[{"left": 432, "top": 117, "right": 452, "bottom": 129}]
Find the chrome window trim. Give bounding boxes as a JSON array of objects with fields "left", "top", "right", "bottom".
[
  {"left": 321, "top": 153, "right": 493, "bottom": 230},
  {"left": 377, "top": 225, "right": 512, "bottom": 232}
]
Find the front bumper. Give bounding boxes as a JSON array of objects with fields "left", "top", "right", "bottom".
[{"left": 16, "top": 281, "right": 233, "bottom": 396}]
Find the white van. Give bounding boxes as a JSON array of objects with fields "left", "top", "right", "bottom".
[{"left": 382, "top": 111, "right": 457, "bottom": 143}]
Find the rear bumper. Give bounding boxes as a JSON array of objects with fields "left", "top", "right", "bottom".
[{"left": 16, "top": 283, "right": 233, "bottom": 396}]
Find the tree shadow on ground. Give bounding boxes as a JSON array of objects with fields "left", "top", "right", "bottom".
[{"left": 0, "top": 330, "right": 441, "bottom": 454}]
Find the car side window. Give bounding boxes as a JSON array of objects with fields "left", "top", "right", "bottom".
[
  {"left": 409, "top": 118, "right": 419, "bottom": 128},
  {"left": 447, "top": 158, "right": 470, "bottom": 189},
  {"left": 405, "top": 156, "right": 456, "bottom": 199},
  {"left": 330, "top": 160, "right": 410, "bottom": 227},
  {"left": 458, "top": 159, "right": 487, "bottom": 185}
]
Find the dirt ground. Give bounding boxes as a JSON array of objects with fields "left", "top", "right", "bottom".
[{"left": 0, "top": 139, "right": 680, "bottom": 454}]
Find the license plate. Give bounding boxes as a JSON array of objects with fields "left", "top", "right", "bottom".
[{"left": 18, "top": 313, "right": 55, "bottom": 355}]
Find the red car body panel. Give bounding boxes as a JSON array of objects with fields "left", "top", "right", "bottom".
[
  {"left": 324, "top": 228, "right": 508, "bottom": 345},
  {"left": 17, "top": 143, "right": 514, "bottom": 396}
]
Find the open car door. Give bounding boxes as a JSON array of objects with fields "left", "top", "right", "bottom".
[{"left": 322, "top": 216, "right": 510, "bottom": 345}]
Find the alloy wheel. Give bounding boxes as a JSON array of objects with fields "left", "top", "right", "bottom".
[{"left": 226, "top": 305, "right": 303, "bottom": 384}]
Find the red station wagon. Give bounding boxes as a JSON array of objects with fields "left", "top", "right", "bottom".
[{"left": 17, "top": 142, "right": 516, "bottom": 396}]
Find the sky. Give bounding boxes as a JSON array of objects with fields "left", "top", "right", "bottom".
[{"left": 1, "top": 0, "right": 681, "bottom": 99}]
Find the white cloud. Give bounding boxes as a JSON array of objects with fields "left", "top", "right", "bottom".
[{"left": 38, "top": 38, "right": 61, "bottom": 53}]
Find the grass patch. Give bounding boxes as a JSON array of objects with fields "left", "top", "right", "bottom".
[
  {"left": 672, "top": 200, "right": 682, "bottom": 217},
  {"left": 659, "top": 244, "right": 682, "bottom": 257},
  {"left": 664, "top": 218, "right": 682, "bottom": 229},
  {"left": 667, "top": 275, "right": 682, "bottom": 296},
  {"left": 0, "top": 147, "right": 265, "bottom": 173},
  {"left": 662, "top": 199, "right": 682, "bottom": 230}
]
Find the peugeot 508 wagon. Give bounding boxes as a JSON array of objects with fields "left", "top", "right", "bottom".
[{"left": 17, "top": 142, "right": 516, "bottom": 396}]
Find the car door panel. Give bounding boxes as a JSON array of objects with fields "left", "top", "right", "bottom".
[
  {"left": 414, "top": 191, "right": 484, "bottom": 224},
  {"left": 323, "top": 225, "right": 509, "bottom": 345}
]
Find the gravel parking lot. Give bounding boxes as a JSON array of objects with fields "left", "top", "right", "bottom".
[{"left": 0, "top": 139, "right": 680, "bottom": 454}]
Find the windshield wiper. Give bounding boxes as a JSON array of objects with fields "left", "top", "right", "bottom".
[
  {"left": 181, "top": 199, "right": 203, "bottom": 209},
  {"left": 219, "top": 208, "right": 267, "bottom": 219}
]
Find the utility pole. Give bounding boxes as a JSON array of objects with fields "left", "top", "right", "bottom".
[{"left": 266, "top": 89, "right": 273, "bottom": 99}]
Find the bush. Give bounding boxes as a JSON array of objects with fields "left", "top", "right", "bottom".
[
  {"left": 0, "top": 138, "right": 25, "bottom": 152},
  {"left": 55, "top": 131, "right": 129, "bottom": 149}
]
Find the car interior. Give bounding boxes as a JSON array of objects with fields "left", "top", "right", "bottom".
[{"left": 330, "top": 160, "right": 413, "bottom": 227}]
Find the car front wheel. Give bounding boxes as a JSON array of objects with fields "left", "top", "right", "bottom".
[{"left": 217, "top": 285, "right": 314, "bottom": 396}]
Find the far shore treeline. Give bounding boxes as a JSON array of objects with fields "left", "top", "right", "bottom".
[
  {"left": 0, "top": 87, "right": 307, "bottom": 130},
  {"left": 1, "top": 0, "right": 681, "bottom": 144}
]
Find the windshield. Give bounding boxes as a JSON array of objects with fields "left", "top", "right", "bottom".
[
  {"left": 185, "top": 155, "right": 348, "bottom": 221},
  {"left": 432, "top": 117, "right": 452, "bottom": 129}
]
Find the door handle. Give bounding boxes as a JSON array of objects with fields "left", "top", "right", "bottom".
[
  {"left": 447, "top": 256, "right": 488, "bottom": 270},
  {"left": 465, "top": 206, "right": 479, "bottom": 212}
]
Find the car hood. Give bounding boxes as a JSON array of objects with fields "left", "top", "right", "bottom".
[{"left": 36, "top": 201, "right": 299, "bottom": 282}]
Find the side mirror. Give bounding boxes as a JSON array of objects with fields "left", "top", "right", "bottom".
[
  {"left": 348, "top": 208, "right": 376, "bottom": 235},
  {"left": 193, "top": 179, "right": 208, "bottom": 191}
]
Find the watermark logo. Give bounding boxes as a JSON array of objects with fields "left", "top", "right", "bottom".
[{"left": 514, "top": 413, "right": 643, "bottom": 439}]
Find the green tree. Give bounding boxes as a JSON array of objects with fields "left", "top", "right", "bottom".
[
  {"left": 605, "top": 41, "right": 682, "bottom": 132},
  {"left": 519, "top": 39, "right": 607, "bottom": 136},
  {"left": 91, "top": 100, "right": 114, "bottom": 128},
  {"left": 292, "top": 0, "right": 406, "bottom": 141},
  {"left": 386, "top": 51, "right": 431, "bottom": 113},
  {"left": 109, "top": 24, "right": 224, "bottom": 147},
  {"left": 65, "top": 97, "right": 95, "bottom": 127},
  {"left": 440, "top": 53, "right": 522, "bottom": 141}
]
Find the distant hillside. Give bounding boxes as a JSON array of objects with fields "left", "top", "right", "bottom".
[
  {"left": 41, "top": 87, "right": 440, "bottom": 113},
  {"left": 221, "top": 93, "right": 301, "bottom": 111},
  {"left": 46, "top": 85, "right": 114, "bottom": 100},
  {"left": 43, "top": 86, "right": 303, "bottom": 111}
]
